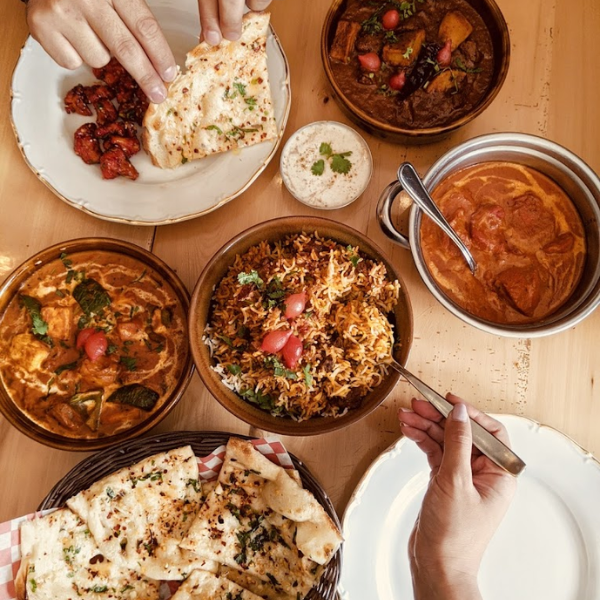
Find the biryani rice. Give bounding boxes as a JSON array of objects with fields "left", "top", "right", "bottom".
[{"left": 204, "top": 232, "right": 401, "bottom": 420}]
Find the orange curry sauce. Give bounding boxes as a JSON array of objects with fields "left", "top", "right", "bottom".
[
  {"left": 0, "top": 251, "right": 187, "bottom": 438},
  {"left": 421, "top": 162, "right": 586, "bottom": 324}
]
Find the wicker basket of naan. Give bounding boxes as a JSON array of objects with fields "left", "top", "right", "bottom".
[{"left": 18, "top": 434, "right": 342, "bottom": 600}]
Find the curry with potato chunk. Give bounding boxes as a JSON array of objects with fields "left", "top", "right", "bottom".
[
  {"left": 421, "top": 162, "right": 586, "bottom": 324},
  {"left": 0, "top": 251, "right": 188, "bottom": 438},
  {"left": 328, "top": 0, "right": 494, "bottom": 129}
]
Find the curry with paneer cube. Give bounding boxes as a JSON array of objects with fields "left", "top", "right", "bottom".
[
  {"left": 328, "top": 0, "right": 494, "bottom": 129},
  {"left": 0, "top": 251, "right": 188, "bottom": 439}
]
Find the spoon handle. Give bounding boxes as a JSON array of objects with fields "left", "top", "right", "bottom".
[
  {"left": 398, "top": 162, "right": 477, "bottom": 274},
  {"left": 391, "top": 359, "right": 526, "bottom": 477}
]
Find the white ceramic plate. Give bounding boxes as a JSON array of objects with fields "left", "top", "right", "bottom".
[
  {"left": 10, "top": 0, "right": 290, "bottom": 226},
  {"left": 339, "top": 415, "right": 600, "bottom": 600}
]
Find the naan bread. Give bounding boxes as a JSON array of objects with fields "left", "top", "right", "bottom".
[
  {"left": 170, "top": 570, "right": 262, "bottom": 600},
  {"left": 180, "top": 438, "right": 342, "bottom": 598},
  {"left": 143, "top": 12, "right": 278, "bottom": 168},
  {"left": 16, "top": 508, "right": 159, "bottom": 600},
  {"left": 67, "top": 446, "right": 217, "bottom": 580}
]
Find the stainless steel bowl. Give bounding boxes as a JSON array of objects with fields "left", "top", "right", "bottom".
[{"left": 377, "top": 132, "right": 600, "bottom": 337}]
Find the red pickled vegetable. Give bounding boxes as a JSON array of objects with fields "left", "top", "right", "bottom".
[
  {"left": 358, "top": 53, "right": 381, "bottom": 72},
  {"left": 76, "top": 328, "right": 96, "bottom": 350},
  {"left": 284, "top": 292, "right": 307, "bottom": 319},
  {"left": 389, "top": 72, "right": 407, "bottom": 91},
  {"left": 282, "top": 335, "right": 303, "bottom": 370},
  {"left": 382, "top": 9, "right": 400, "bottom": 30},
  {"left": 261, "top": 329, "right": 292, "bottom": 354},
  {"left": 84, "top": 331, "right": 108, "bottom": 361},
  {"left": 437, "top": 40, "right": 452, "bottom": 67}
]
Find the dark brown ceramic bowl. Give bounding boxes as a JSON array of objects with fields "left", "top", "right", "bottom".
[
  {"left": 189, "top": 216, "right": 413, "bottom": 436},
  {"left": 0, "top": 238, "right": 194, "bottom": 451},
  {"left": 321, "top": 0, "right": 510, "bottom": 143}
]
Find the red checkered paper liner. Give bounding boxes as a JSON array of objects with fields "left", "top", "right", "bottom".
[{"left": 0, "top": 438, "right": 294, "bottom": 600}]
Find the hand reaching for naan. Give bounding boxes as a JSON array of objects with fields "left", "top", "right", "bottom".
[
  {"left": 24, "top": 0, "right": 273, "bottom": 103},
  {"left": 398, "top": 395, "right": 517, "bottom": 600}
]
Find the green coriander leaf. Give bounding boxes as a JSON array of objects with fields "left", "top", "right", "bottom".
[
  {"left": 219, "top": 335, "right": 234, "bottom": 348},
  {"left": 60, "top": 252, "right": 73, "bottom": 270},
  {"left": 55, "top": 361, "right": 78, "bottom": 375},
  {"left": 119, "top": 356, "right": 137, "bottom": 371},
  {"left": 311, "top": 159, "right": 325, "bottom": 176},
  {"left": 227, "top": 364, "right": 242, "bottom": 375},
  {"left": 331, "top": 153, "right": 352, "bottom": 174},
  {"left": 237, "top": 270, "right": 264, "bottom": 288},
  {"left": 233, "top": 81, "right": 247, "bottom": 97},
  {"left": 303, "top": 363, "right": 313, "bottom": 387},
  {"left": 244, "top": 96, "right": 257, "bottom": 110},
  {"left": 19, "top": 295, "right": 49, "bottom": 337},
  {"left": 402, "top": 46, "right": 413, "bottom": 59},
  {"left": 206, "top": 124, "right": 224, "bottom": 135},
  {"left": 319, "top": 142, "right": 333, "bottom": 157}
]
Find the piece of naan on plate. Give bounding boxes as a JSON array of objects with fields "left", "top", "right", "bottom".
[
  {"left": 67, "top": 446, "right": 217, "bottom": 580},
  {"left": 180, "top": 438, "right": 342, "bottom": 598},
  {"left": 16, "top": 508, "right": 160, "bottom": 600},
  {"left": 171, "top": 569, "right": 262, "bottom": 600},
  {"left": 143, "top": 12, "right": 278, "bottom": 168}
]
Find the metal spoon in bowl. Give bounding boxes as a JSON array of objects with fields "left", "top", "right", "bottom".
[
  {"left": 391, "top": 359, "right": 526, "bottom": 477},
  {"left": 398, "top": 162, "right": 477, "bottom": 274}
]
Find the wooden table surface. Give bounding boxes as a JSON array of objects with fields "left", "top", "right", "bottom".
[{"left": 1, "top": 0, "right": 599, "bottom": 524}]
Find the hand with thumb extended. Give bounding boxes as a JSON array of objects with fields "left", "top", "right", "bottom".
[{"left": 399, "top": 395, "right": 517, "bottom": 600}]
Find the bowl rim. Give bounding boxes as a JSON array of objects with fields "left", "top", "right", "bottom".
[
  {"left": 279, "top": 120, "right": 373, "bottom": 210},
  {"left": 320, "top": 0, "right": 511, "bottom": 138},
  {"left": 188, "top": 215, "right": 414, "bottom": 435},
  {"left": 412, "top": 132, "right": 600, "bottom": 337},
  {"left": 0, "top": 237, "right": 194, "bottom": 450}
]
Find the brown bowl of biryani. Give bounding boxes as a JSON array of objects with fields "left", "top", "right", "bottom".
[
  {"left": 321, "top": 0, "right": 510, "bottom": 142},
  {"left": 0, "top": 238, "right": 193, "bottom": 450},
  {"left": 189, "top": 216, "right": 413, "bottom": 435}
]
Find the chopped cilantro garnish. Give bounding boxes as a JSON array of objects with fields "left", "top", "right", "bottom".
[
  {"left": 303, "top": 363, "right": 313, "bottom": 387},
  {"left": 60, "top": 252, "right": 73, "bottom": 270},
  {"left": 219, "top": 335, "right": 234, "bottom": 348},
  {"left": 331, "top": 152, "right": 352, "bottom": 175},
  {"left": 320, "top": 142, "right": 333, "bottom": 157},
  {"left": 206, "top": 124, "right": 224, "bottom": 135},
  {"left": 347, "top": 245, "right": 361, "bottom": 267},
  {"left": 453, "top": 56, "right": 483, "bottom": 73},
  {"left": 54, "top": 361, "right": 78, "bottom": 375},
  {"left": 19, "top": 295, "right": 50, "bottom": 338},
  {"left": 311, "top": 159, "right": 325, "bottom": 176},
  {"left": 227, "top": 364, "right": 242, "bottom": 375},
  {"left": 244, "top": 96, "right": 257, "bottom": 110},
  {"left": 311, "top": 142, "right": 353, "bottom": 176},
  {"left": 119, "top": 356, "right": 137, "bottom": 371},
  {"left": 238, "top": 270, "right": 264, "bottom": 288},
  {"left": 233, "top": 81, "right": 247, "bottom": 96},
  {"left": 265, "top": 356, "right": 297, "bottom": 380},
  {"left": 186, "top": 478, "right": 200, "bottom": 493}
]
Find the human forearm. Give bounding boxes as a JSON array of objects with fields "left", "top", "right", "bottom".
[{"left": 412, "top": 568, "right": 482, "bottom": 600}]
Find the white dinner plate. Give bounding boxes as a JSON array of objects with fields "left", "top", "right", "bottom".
[
  {"left": 10, "top": 0, "right": 291, "bottom": 226},
  {"left": 339, "top": 415, "right": 600, "bottom": 600}
]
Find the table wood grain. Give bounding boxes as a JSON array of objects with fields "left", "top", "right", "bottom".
[{"left": 0, "top": 0, "right": 598, "bottom": 524}]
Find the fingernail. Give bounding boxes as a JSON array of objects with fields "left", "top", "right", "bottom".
[
  {"left": 162, "top": 65, "right": 177, "bottom": 82},
  {"left": 148, "top": 84, "right": 167, "bottom": 104},
  {"left": 452, "top": 403, "right": 468, "bottom": 423},
  {"left": 224, "top": 30, "right": 241, "bottom": 41},
  {"left": 399, "top": 407, "right": 411, "bottom": 413},
  {"left": 204, "top": 29, "right": 221, "bottom": 46}
]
